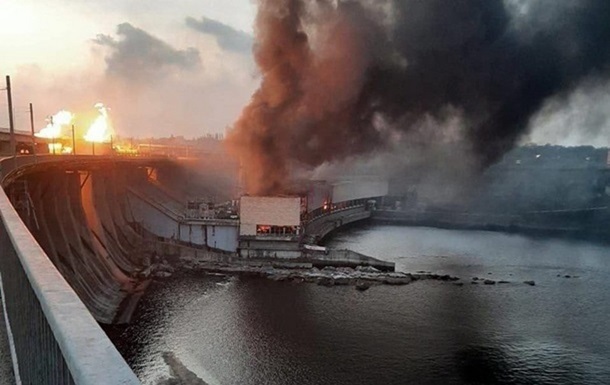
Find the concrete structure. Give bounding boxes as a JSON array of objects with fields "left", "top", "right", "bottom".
[
  {"left": 0, "top": 154, "right": 393, "bottom": 383},
  {"left": 4, "top": 160, "right": 162, "bottom": 324},
  {"left": 126, "top": 179, "right": 239, "bottom": 252},
  {"left": 238, "top": 196, "right": 303, "bottom": 259},
  {"left": 239, "top": 196, "right": 302, "bottom": 237},
  {"left": 0, "top": 155, "right": 140, "bottom": 384},
  {"left": 305, "top": 179, "right": 388, "bottom": 213},
  {"left": 305, "top": 203, "right": 373, "bottom": 243},
  {"left": 0, "top": 129, "right": 49, "bottom": 156}
]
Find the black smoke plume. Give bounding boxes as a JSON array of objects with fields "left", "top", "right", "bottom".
[{"left": 227, "top": 0, "right": 610, "bottom": 195}]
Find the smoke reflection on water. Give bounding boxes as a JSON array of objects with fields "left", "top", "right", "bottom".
[{"left": 106, "top": 225, "right": 610, "bottom": 385}]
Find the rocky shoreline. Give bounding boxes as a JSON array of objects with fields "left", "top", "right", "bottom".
[
  {"left": 148, "top": 257, "right": 547, "bottom": 290},
  {"left": 169, "top": 258, "right": 463, "bottom": 290}
]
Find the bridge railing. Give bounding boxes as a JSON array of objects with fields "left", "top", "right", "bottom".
[{"left": 0, "top": 156, "right": 140, "bottom": 384}]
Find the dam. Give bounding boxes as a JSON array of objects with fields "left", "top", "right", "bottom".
[
  {"left": 1, "top": 144, "right": 609, "bottom": 383},
  {"left": 0, "top": 152, "right": 391, "bottom": 383}
]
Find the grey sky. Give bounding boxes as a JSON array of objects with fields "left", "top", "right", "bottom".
[
  {"left": 95, "top": 23, "right": 201, "bottom": 82},
  {"left": 186, "top": 17, "right": 252, "bottom": 54}
]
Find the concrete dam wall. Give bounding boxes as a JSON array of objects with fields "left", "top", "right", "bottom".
[
  {"left": 2, "top": 158, "right": 223, "bottom": 324},
  {"left": 5, "top": 163, "right": 157, "bottom": 323}
]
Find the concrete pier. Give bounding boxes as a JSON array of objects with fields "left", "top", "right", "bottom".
[{"left": 304, "top": 249, "right": 395, "bottom": 271}]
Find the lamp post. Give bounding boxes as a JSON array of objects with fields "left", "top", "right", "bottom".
[
  {"left": 49, "top": 115, "right": 56, "bottom": 155},
  {"left": 72, "top": 124, "right": 76, "bottom": 155},
  {"left": 5, "top": 76, "right": 15, "bottom": 157},
  {"left": 29, "top": 103, "right": 36, "bottom": 159}
]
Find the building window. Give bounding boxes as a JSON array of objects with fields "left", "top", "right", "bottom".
[{"left": 256, "top": 225, "right": 300, "bottom": 236}]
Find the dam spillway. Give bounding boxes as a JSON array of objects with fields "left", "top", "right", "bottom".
[
  {"left": 4, "top": 158, "right": 159, "bottom": 323},
  {"left": 1, "top": 156, "right": 230, "bottom": 324}
]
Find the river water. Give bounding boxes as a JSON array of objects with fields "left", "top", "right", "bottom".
[{"left": 106, "top": 225, "right": 610, "bottom": 385}]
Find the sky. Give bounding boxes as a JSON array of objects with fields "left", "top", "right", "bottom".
[
  {"left": 0, "top": 0, "right": 257, "bottom": 138},
  {"left": 0, "top": 0, "right": 609, "bottom": 147}
]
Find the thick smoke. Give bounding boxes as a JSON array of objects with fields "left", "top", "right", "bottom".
[
  {"left": 226, "top": 0, "right": 610, "bottom": 195},
  {"left": 525, "top": 77, "right": 610, "bottom": 147}
]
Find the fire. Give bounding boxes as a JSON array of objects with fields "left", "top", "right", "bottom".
[
  {"left": 84, "top": 103, "right": 113, "bottom": 143},
  {"left": 35, "top": 110, "right": 73, "bottom": 139}
]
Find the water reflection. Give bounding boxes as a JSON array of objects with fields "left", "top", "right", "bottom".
[{"left": 106, "top": 226, "right": 610, "bottom": 385}]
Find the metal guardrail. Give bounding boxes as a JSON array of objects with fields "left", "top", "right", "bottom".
[{"left": 0, "top": 156, "right": 140, "bottom": 384}]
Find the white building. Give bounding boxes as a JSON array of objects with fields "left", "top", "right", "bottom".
[{"left": 239, "top": 196, "right": 302, "bottom": 238}]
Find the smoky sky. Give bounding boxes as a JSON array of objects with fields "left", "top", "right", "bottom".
[
  {"left": 186, "top": 16, "right": 252, "bottom": 54},
  {"left": 94, "top": 22, "right": 200, "bottom": 81},
  {"left": 226, "top": 0, "right": 610, "bottom": 195}
]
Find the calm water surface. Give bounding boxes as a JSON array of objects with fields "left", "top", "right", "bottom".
[{"left": 107, "top": 225, "right": 610, "bottom": 385}]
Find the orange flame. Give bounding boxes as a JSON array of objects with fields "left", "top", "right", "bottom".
[
  {"left": 84, "top": 103, "right": 113, "bottom": 143},
  {"left": 36, "top": 110, "right": 73, "bottom": 139}
]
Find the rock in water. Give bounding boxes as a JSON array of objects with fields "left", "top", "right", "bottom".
[
  {"left": 317, "top": 277, "right": 335, "bottom": 287},
  {"left": 356, "top": 282, "right": 371, "bottom": 291},
  {"left": 356, "top": 265, "right": 380, "bottom": 273},
  {"left": 154, "top": 271, "right": 173, "bottom": 279},
  {"left": 383, "top": 277, "right": 411, "bottom": 285},
  {"left": 160, "top": 352, "right": 209, "bottom": 385},
  {"left": 333, "top": 277, "right": 350, "bottom": 286}
]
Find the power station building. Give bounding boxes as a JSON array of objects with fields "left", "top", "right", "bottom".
[
  {"left": 239, "top": 196, "right": 303, "bottom": 238},
  {"left": 238, "top": 196, "right": 304, "bottom": 258},
  {"left": 237, "top": 179, "right": 389, "bottom": 258}
]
